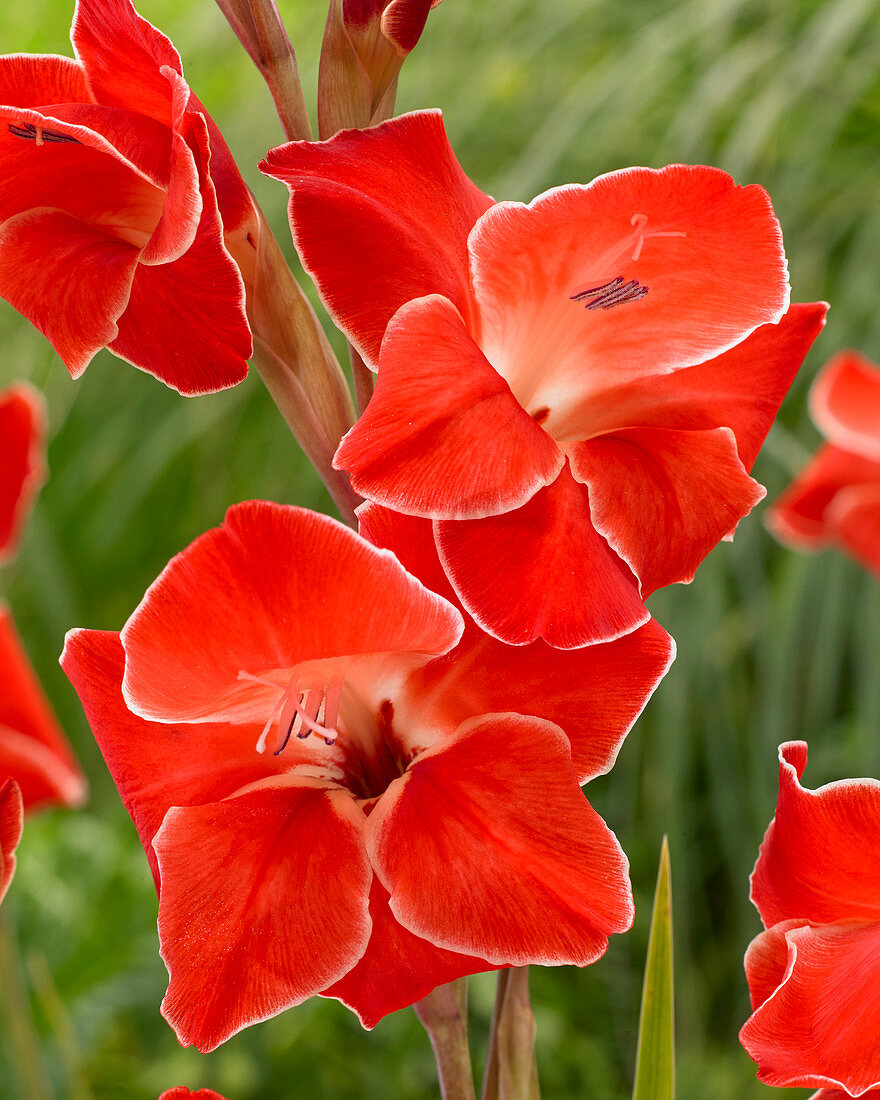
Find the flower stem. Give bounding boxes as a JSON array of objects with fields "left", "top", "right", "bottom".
[
  {"left": 481, "top": 968, "right": 540, "bottom": 1100},
  {"left": 415, "top": 978, "right": 476, "bottom": 1100},
  {"left": 0, "top": 912, "right": 53, "bottom": 1100}
]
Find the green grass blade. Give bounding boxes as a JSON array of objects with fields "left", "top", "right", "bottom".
[{"left": 632, "top": 837, "right": 675, "bottom": 1100}]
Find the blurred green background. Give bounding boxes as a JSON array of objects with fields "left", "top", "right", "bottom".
[{"left": 2, "top": 0, "right": 879, "bottom": 1096}]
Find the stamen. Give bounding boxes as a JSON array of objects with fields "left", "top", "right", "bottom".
[
  {"left": 237, "top": 670, "right": 344, "bottom": 754},
  {"left": 7, "top": 121, "right": 79, "bottom": 145},
  {"left": 629, "top": 213, "right": 687, "bottom": 261},
  {"left": 571, "top": 276, "right": 648, "bottom": 310}
]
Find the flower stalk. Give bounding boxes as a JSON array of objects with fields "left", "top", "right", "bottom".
[
  {"left": 0, "top": 913, "right": 53, "bottom": 1100},
  {"left": 415, "top": 978, "right": 476, "bottom": 1100},
  {"left": 245, "top": 212, "right": 360, "bottom": 524},
  {"left": 214, "top": 0, "right": 312, "bottom": 141},
  {"left": 481, "top": 969, "right": 540, "bottom": 1100}
]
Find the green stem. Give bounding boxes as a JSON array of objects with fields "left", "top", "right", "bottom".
[
  {"left": 0, "top": 912, "right": 53, "bottom": 1100},
  {"left": 415, "top": 978, "right": 476, "bottom": 1100},
  {"left": 481, "top": 968, "right": 540, "bottom": 1100}
]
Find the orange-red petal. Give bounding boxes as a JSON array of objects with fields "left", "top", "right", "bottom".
[
  {"left": 366, "top": 713, "right": 633, "bottom": 965},
  {"left": 0, "top": 382, "right": 45, "bottom": 565},
  {"left": 811, "top": 351, "right": 880, "bottom": 461},
  {"left": 0, "top": 779, "right": 23, "bottom": 906}
]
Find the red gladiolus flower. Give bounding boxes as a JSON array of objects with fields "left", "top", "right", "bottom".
[
  {"left": 0, "top": 382, "right": 45, "bottom": 565},
  {"left": 1, "top": 607, "right": 87, "bottom": 812},
  {"left": 159, "top": 1090, "right": 228, "bottom": 1100},
  {"left": 740, "top": 742, "right": 880, "bottom": 1094},
  {"left": 0, "top": 778, "right": 23, "bottom": 906},
  {"left": 768, "top": 351, "right": 880, "bottom": 578},
  {"left": 262, "top": 110, "right": 826, "bottom": 648},
  {"left": 61, "top": 501, "right": 672, "bottom": 1051},
  {"left": 0, "top": 0, "right": 256, "bottom": 394}
]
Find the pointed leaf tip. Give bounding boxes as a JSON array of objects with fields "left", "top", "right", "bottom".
[{"left": 632, "top": 836, "right": 675, "bottom": 1100}]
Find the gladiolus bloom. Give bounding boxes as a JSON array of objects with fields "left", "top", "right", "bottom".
[
  {"left": 62, "top": 501, "right": 672, "bottom": 1051},
  {"left": 0, "top": 778, "right": 23, "bottom": 906},
  {"left": 0, "top": 0, "right": 255, "bottom": 394},
  {"left": 159, "top": 1091, "right": 228, "bottom": 1100},
  {"left": 740, "top": 742, "right": 880, "bottom": 1094},
  {"left": 262, "top": 110, "right": 826, "bottom": 648},
  {"left": 0, "top": 382, "right": 44, "bottom": 565},
  {"left": 1, "top": 607, "right": 87, "bottom": 812},
  {"left": 768, "top": 351, "right": 880, "bottom": 578}
]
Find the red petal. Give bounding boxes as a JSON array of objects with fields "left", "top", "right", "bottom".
[
  {"left": 335, "top": 296, "right": 563, "bottom": 518},
  {"left": 0, "top": 54, "right": 89, "bottom": 105},
  {"left": 120, "top": 502, "right": 462, "bottom": 724},
  {"left": 361, "top": 503, "right": 675, "bottom": 783},
  {"left": 767, "top": 444, "right": 880, "bottom": 549},
  {"left": 558, "top": 302, "right": 827, "bottom": 469},
  {"left": 811, "top": 1092, "right": 880, "bottom": 1099},
  {"left": 0, "top": 779, "right": 23, "bottom": 906},
  {"left": 811, "top": 351, "right": 880, "bottom": 461},
  {"left": 751, "top": 742, "right": 880, "bottom": 928},
  {"left": 436, "top": 465, "right": 648, "bottom": 648},
  {"left": 260, "top": 110, "right": 493, "bottom": 368},
  {"left": 471, "top": 166, "right": 789, "bottom": 414},
  {"left": 61, "top": 630, "right": 288, "bottom": 885},
  {"left": 0, "top": 208, "right": 139, "bottom": 376},
  {"left": 740, "top": 920, "right": 880, "bottom": 1094},
  {"left": 323, "top": 879, "right": 497, "bottom": 1028},
  {"left": 366, "top": 713, "right": 633, "bottom": 965},
  {"left": 72, "top": 0, "right": 183, "bottom": 126},
  {"left": 830, "top": 483, "right": 880, "bottom": 578},
  {"left": 159, "top": 1091, "right": 228, "bottom": 1100},
  {"left": 155, "top": 783, "right": 372, "bottom": 1052},
  {"left": 0, "top": 608, "right": 86, "bottom": 812},
  {"left": 570, "top": 425, "right": 765, "bottom": 597},
  {"left": 0, "top": 382, "right": 45, "bottom": 564},
  {"left": 110, "top": 117, "right": 251, "bottom": 395}
]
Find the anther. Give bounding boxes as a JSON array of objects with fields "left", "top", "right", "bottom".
[
  {"left": 571, "top": 276, "right": 648, "bottom": 310},
  {"left": 7, "top": 122, "right": 79, "bottom": 144}
]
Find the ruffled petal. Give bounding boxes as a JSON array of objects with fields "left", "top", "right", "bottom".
[
  {"left": 120, "top": 502, "right": 462, "bottom": 724},
  {"left": 60, "top": 630, "right": 288, "bottom": 885},
  {"left": 555, "top": 302, "right": 827, "bottom": 466},
  {"left": 334, "top": 296, "right": 563, "bottom": 518},
  {"left": 360, "top": 504, "right": 675, "bottom": 783},
  {"left": 155, "top": 782, "right": 372, "bottom": 1052},
  {"left": 811, "top": 351, "right": 880, "bottom": 461},
  {"left": 0, "top": 779, "right": 23, "bottom": 906},
  {"left": 829, "top": 483, "right": 880, "bottom": 578},
  {"left": 0, "top": 382, "right": 45, "bottom": 564},
  {"left": 110, "top": 116, "right": 250, "bottom": 395},
  {"left": 740, "top": 920, "right": 880, "bottom": 1095},
  {"left": 0, "top": 608, "right": 86, "bottom": 812},
  {"left": 260, "top": 110, "right": 493, "bottom": 368},
  {"left": 0, "top": 207, "right": 139, "bottom": 376},
  {"left": 0, "top": 54, "right": 89, "bottom": 106},
  {"left": 470, "top": 166, "right": 789, "bottom": 416},
  {"left": 767, "top": 444, "right": 880, "bottom": 549},
  {"left": 72, "top": 0, "right": 183, "bottom": 125},
  {"left": 323, "top": 879, "right": 497, "bottom": 1028},
  {"left": 751, "top": 742, "right": 880, "bottom": 928},
  {"left": 435, "top": 465, "right": 647, "bottom": 648},
  {"left": 366, "top": 713, "right": 633, "bottom": 965},
  {"left": 570, "top": 425, "right": 765, "bottom": 596}
]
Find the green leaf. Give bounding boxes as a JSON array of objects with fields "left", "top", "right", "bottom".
[{"left": 632, "top": 836, "right": 675, "bottom": 1100}]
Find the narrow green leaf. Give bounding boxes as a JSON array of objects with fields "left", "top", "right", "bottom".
[{"left": 632, "top": 836, "right": 675, "bottom": 1100}]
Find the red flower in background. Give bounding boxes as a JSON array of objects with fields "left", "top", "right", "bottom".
[
  {"left": 262, "top": 110, "right": 825, "bottom": 648},
  {"left": 0, "top": 381, "right": 86, "bottom": 813},
  {"left": 740, "top": 742, "right": 880, "bottom": 1094},
  {"left": 62, "top": 502, "right": 672, "bottom": 1051},
  {"left": 0, "top": 382, "right": 45, "bottom": 564},
  {"left": 0, "top": 778, "right": 23, "bottom": 906},
  {"left": 768, "top": 351, "right": 880, "bottom": 578},
  {"left": 0, "top": 0, "right": 255, "bottom": 394},
  {"left": 159, "top": 1090, "right": 228, "bottom": 1100}
]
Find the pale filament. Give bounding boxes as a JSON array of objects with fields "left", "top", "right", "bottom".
[{"left": 237, "top": 671, "right": 343, "bottom": 755}]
